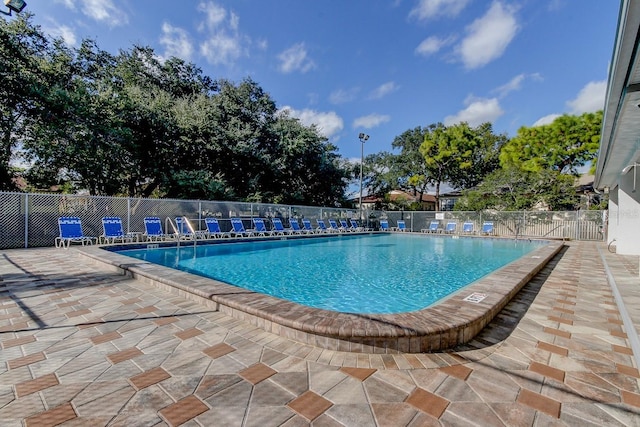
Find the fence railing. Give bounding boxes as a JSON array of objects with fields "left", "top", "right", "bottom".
[{"left": 0, "top": 192, "right": 606, "bottom": 249}]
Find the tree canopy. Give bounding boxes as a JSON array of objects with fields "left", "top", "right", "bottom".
[
  {"left": 2, "top": 15, "right": 349, "bottom": 205},
  {"left": 455, "top": 166, "right": 580, "bottom": 211},
  {"left": 500, "top": 111, "right": 602, "bottom": 175}
]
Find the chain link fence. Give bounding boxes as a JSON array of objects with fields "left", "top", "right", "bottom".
[
  {"left": 375, "top": 210, "right": 606, "bottom": 241},
  {"left": 0, "top": 191, "right": 606, "bottom": 249}
]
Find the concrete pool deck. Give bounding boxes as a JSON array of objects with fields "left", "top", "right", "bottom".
[
  {"left": 78, "top": 236, "right": 564, "bottom": 353},
  {"left": 0, "top": 241, "right": 639, "bottom": 425}
]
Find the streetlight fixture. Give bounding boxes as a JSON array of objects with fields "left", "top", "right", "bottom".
[
  {"left": 2, "top": 0, "right": 27, "bottom": 15},
  {"left": 358, "top": 132, "right": 369, "bottom": 222}
]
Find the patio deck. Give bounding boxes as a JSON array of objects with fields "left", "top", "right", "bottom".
[{"left": 1, "top": 241, "right": 639, "bottom": 426}]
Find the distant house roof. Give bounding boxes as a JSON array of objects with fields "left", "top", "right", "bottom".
[
  {"left": 388, "top": 190, "right": 436, "bottom": 203},
  {"left": 361, "top": 190, "right": 436, "bottom": 204},
  {"left": 576, "top": 174, "right": 595, "bottom": 192}
]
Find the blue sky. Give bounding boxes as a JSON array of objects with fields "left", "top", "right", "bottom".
[{"left": 20, "top": 0, "right": 618, "bottom": 164}]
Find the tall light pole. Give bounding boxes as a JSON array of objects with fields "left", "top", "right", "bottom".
[{"left": 358, "top": 133, "right": 369, "bottom": 222}]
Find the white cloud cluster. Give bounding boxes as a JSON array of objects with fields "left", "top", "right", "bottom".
[
  {"left": 368, "top": 82, "right": 399, "bottom": 100},
  {"left": 353, "top": 113, "right": 391, "bottom": 129},
  {"left": 414, "top": 2, "right": 519, "bottom": 69},
  {"left": 532, "top": 80, "right": 607, "bottom": 126},
  {"left": 55, "top": 0, "right": 128, "bottom": 27},
  {"left": 277, "top": 43, "right": 316, "bottom": 74},
  {"left": 159, "top": 23, "right": 194, "bottom": 61},
  {"left": 410, "top": 0, "right": 471, "bottom": 20},
  {"left": 493, "top": 73, "right": 542, "bottom": 98},
  {"left": 329, "top": 88, "right": 360, "bottom": 105},
  {"left": 46, "top": 22, "right": 77, "bottom": 46},
  {"left": 456, "top": 2, "right": 518, "bottom": 69},
  {"left": 415, "top": 35, "right": 455, "bottom": 57},
  {"left": 566, "top": 80, "right": 607, "bottom": 114},
  {"left": 444, "top": 96, "right": 503, "bottom": 127},
  {"left": 279, "top": 106, "right": 344, "bottom": 139},
  {"left": 198, "top": 1, "right": 247, "bottom": 66}
]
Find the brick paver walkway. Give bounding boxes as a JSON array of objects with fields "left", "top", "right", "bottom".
[{"left": 1, "top": 241, "right": 639, "bottom": 426}]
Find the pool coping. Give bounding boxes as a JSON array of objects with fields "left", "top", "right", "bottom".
[{"left": 77, "top": 233, "right": 564, "bottom": 353}]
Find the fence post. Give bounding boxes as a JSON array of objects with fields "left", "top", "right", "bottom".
[
  {"left": 127, "top": 198, "right": 131, "bottom": 233},
  {"left": 24, "top": 193, "right": 29, "bottom": 248}
]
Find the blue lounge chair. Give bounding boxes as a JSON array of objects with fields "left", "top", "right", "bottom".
[
  {"left": 380, "top": 220, "right": 390, "bottom": 231},
  {"left": 272, "top": 217, "right": 297, "bottom": 235},
  {"left": 462, "top": 222, "right": 475, "bottom": 234},
  {"left": 327, "top": 219, "right": 342, "bottom": 232},
  {"left": 175, "top": 216, "right": 199, "bottom": 239},
  {"left": 396, "top": 220, "right": 407, "bottom": 232},
  {"left": 339, "top": 219, "right": 355, "bottom": 232},
  {"left": 143, "top": 217, "right": 171, "bottom": 241},
  {"left": 444, "top": 222, "right": 457, "bottom": 234},
  {"left": 422, "top": 221, "right": 440, "bottom": 233},
  {"left": 481, "top": 221, "right": 495, "bottom": 235},
  {"left": 316, "top": 219, "right": 330, "bottom": 233},
  {"left": 204, "top": 217, "right": 229, "bottom": 238},
  {"left": 289, "top": 219, "right": 307, "bottom": 234},
  {"left": 100, "top": 217, "right": 138, "bottom": 244},
  {"left": 252, "top": 218, "right": 274, "bottom": 236},
  {"left": 302, "top": 219, "right": 317, "bottom": 234},
  {"left": 350, "top": 219, "right": 366, "bottom": 232},
  {"left": 230, "top": 218, "right": 253, "bottom": 237},
  {"left": 56, "top": 217, "right": 97, "bottom": 248}
]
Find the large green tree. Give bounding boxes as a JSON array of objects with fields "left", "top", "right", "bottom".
[
  {"left": 419, "top": 122, "right": 503, "bottom": 210},
  {"left": 500, "top": 111, "right": 602, "bottom": 175},
  {"left": 456, "top": 166, "right": 579, "bottom": 211},
  {"left": 0, "top": 14, "right": 66, "bottom": 190},
  {"left": 7, "top": 16, "right": 350, "bottom": 203}
]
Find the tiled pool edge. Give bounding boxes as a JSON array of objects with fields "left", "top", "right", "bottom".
[{"left": 77, "top": 239, "right": 564, "bottom": 353}]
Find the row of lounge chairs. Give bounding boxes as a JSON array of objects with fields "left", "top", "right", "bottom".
[
  {"left": 55, "top": 216, "right": 372, "bottom": 248},
  {"left": 419, "top": 220, "right": 495, "bottom": 235},
  {"left": 378, "top": 219, "right": 494, "bottom": 234},
  {"left": 55, "top": 216, "right": 497, "bottom": 248}
]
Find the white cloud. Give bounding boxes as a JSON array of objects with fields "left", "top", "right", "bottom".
[
  {"left": 415, "top": 35, "right": 454, "bottom": 56},
  {"left": 493, "top": 72, "right": 542, "bottom": 98},
  {"left": 566, "top": 80, "right": 607, "bottom": 114},
  {"left": 456, "top": 2, "right": 518, "bottom": 69},
  {"left": 54, "top": 0, "right": 75, "bottom": 9},
  {"left": 197, "top": 1, "right": 247, "bottom": 66},
  {"left": 255, "top": 38, "right": 268, "bottom": 51},
  {"left": 159, "top": 23, "right": 194, "bottom": 61},
  {"left": 277, "top": 43, "right": 315, "bottom": 74},
  {"left": 368, "top": 82, "right": 399, "bottom": 100},
  {"left": 199, "top": 1, "right": 227, "bottom": 30},
  {"left": 353, "top": 113, "right": 391, "bottom": 129},
  {"left": 54, "top": 0, "right": 128, "bottom": 27},
  {"left": 532, "top": 114, "right": 561, "bottom": 127},
  {"left": 329, "top": 88, "right": 359, "bottom": 104},
  {"left": 279, "top": 106, "right": 344, "bottom": 138},
  {"left": 444, "top": 96, "right": 504, "bottom": 126},
  {"left": 46, "top": 24, "right": 77, "bottom": 46},
  {"left": 409, "top": 0, "right": 471, "bottom": 20},
  {"left": 78, "top": 0, "right": 128, "bottom": 27},
  {"left": 531, "top": 80, "right": 605, "bottom": 126}
]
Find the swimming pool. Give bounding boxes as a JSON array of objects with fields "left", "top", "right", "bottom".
[
  {"left": 115, "top": 234, "right": 546, "bottom": 314},
  {"left": 85, "top": 235, "right": 563, "bottom": 352}
]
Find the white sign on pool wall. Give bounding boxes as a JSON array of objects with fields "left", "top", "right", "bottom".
[
  {"left": 435, "top": 213, "right": 445, "bottom": 220},
  {"left": 463, "top": 292, "right": 487, "bottom": 303}
]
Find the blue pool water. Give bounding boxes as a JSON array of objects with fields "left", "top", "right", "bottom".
[{"left": 115, "top": 234, "right": 545, "bottom": 314}]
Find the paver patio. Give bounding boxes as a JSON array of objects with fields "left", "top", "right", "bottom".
[{"left": 1, "top": 241, "right": 639, "bottom": 426}]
